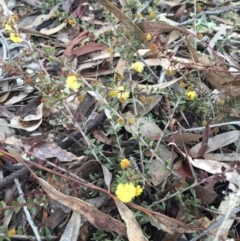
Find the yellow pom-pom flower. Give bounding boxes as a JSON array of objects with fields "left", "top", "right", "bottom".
[
  {"left": 131, "top": 62, "right": 144, "bottom": 73},
  {"left": 146, "top": 33, "right": 152, "bottom": 41},
  {"left": 128, "top": 117, "right": 136, "bottom": 125},
  {"left": 186, "top": 90, "right": 197, "bottom": 100},
  {"left": 10, "top": 33, "right": 22, "bottom": 43},
  {"left": 117, "top": 118, "right": 124, "bottom": 125},
  {"left": 179, "top": 81, "right": 186, "bottom": 88},
  {"left": 109, "top": 90, "right": 117, "bottom": 98},
  {"left": 67, "top": 18, "right": 75, "bottom": 26},
  {"left": 149, "top": 12, "right": 156, "bottom": 19},
  {"left": 66, "top": 74, "right": 81, "bottom": 90},
  {"left": 136, "top": 13, "right": 142, "bottom": 19},
  {"left": 5, "top": 23, "right": 13, "bottom": 31},
  {"left": 106, "top": 47, "right": 113, "bottom": 53},
  {"left": 120, "top": 158, "right": 130, "bottom": 169},
  {"left": 135, "top": 185, "right": 143, "bottom": 196},
  {"left": 8, "top": 228, "right": 16, "bottom": 237},
  {"left": 116, "top": 86, "right": 130, "bottom": 100},
  {"left": 115, "top": 182, "right": 136, "bottom": 203},
  {"left": 139, "top": 95, "right": 146, "bottom": 102}
]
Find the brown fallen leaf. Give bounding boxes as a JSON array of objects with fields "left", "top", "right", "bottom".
[
  {"left": 136, "top": 21, "right": 188, "bottom": 34},
  {"left": 71, "top": 43, "right": 108, "bottom": 57},
  {"left": 36, "top": 177, "right": 127, "bottom": 237},
  {"left": 114, "top": 199, "right": 148, "bottom": 241},
  {"left": 164, "top": 132, "right": 202, "bottom": 146}
]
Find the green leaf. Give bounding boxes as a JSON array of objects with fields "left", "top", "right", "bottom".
[
  {"left": 31, "top": 206, "right": 37, "bottom": 215},
  {"left": 4, "top": 209, "right": 11, "bottom": 217},
  {"left": 17, "top": 197, "right": 24, "bottom": 204},
  {"left": 17, "top": 227, "right": 23, "bottom": 235},
  {"left": 45, "top": 227, "right": 51, "bottom": 236}
]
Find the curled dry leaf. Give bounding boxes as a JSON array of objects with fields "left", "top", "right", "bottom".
[
  {"left": 37, "top": 177, "right": 127, "bottom": 237},
  {"left": 114, "top": 199, "right": 148, "bottom": 241},
  {"left": 9, "top": 103, "right": 43, "bottom": 132},
  {"left": 9, "top": 117, "right": 42, "bottom": 132}
]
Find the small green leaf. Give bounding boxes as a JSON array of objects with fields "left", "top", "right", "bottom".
[{"left": 17, "top": 227, "right": 23, "bottom": 235}]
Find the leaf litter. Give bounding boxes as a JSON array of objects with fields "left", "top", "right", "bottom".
[{"left": 0, "top": 0, "right": 240, "bottom": 240}]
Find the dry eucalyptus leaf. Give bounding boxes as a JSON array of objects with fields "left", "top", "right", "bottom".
[
  {"left": 31, "top": 141, "right": 76, "bottom": 162},
  {"left": 4, "top": 86, "right": 34, "bottom": 105},
  {"left": 190, "top": 158, "right": 240, "bottom": 187},
  {"left": 59, "top": 211, "right": 81, "bottom": 241},
  {"left": 128, "top": 95, "right": 162, "bottom": 116},
  {"left": 0, "top": 118, "right": 15, "bottom": 139},
  {"left": 37, "top": 177, "right": 127, "bottom": 237},
  {"left": 115, "top": 199, "right": 148, "bottom": 241},
  {"left": 9, "top": 117, "right": 42, "bottom": 132},
  {"left": 190, "top": 130, "right": 240, "bottom": 157},
  {"left": 147, "top": 160, "right": 170, "bottom": 186},
  {"left": 124, "top": 112, "right": 163, "bottom": 140}
]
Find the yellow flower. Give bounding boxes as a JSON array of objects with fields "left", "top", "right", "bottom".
[
  {"left": 66, "top": 74, "right": 81, "bottom": 90},
  {"left": 67, "top": 18, "right": 75, "bottom": 26},
  {"left": 119, "top": 97, "right": 128, "bottom": 103},
  {"left": 198, "top": 33, "right": 203, "bottom": 39},
  {"left": 179, "top": 81, "right": 186, "bottom": 88},
  {"left": 149, "top": 12, "right": 156, "bottom": 19},
  {"left": 186, "top": 90, "right": 197, "bottom": 100},
  {"left": 218, "top": 99, "right": 225, "bottom": 105},
  {"left": 131, "top": 62, "right": 144, "bottom": 73},
  {"left": 120, "top": 158, "right": 130, "bottom": 169},
  {"left": 139, "top": 95, "right": 146, "bottom": 102},
  {"left": 109, "top": 90, "right": 117, "bottom": 98},
  {"left": 116, "top": 86, "right": 130, "bottom": 100},
  {"left": 147, "top": 96, "right": 154, "bottom": 103},
  {"left": 196, "top": 5, "right": 202, "bottom": 13},
  {"left": 8, "top": 228, "right": 16, "bottom": 237},
  {"left": 165, "top": 69, "right": 176, "bottom": 76},
  {"left": 128, "top": 117, "right": 136, "bottom": 125},
  {"left": 136, "top": 13, "right": 142, "bottom": 19},
  {"left": 5, "top": 23, "right": 13, "bottom": 31},
  {"left": 106, "top": 47, "right": 113, "bottom": 53},
  {"left": 115, "top": 182, "right": 136, "bottom": 203},
  {"left": 10, "top": 33, "right": 22, "bottom": 43},
  {"left": 78, "top": 95, "right": 84, "bottom": 102},
  {"left": 202, "top": 120, "right": 207, "bottom": 126},
  {"left": 117, "top": 118, "right": 124, "bottom": 125},
  {"left": 146, "top": 33, "right": 152, "bottom": 41},
  {"left": 135, "top": 185, "right": 143, "bottom": 196}
]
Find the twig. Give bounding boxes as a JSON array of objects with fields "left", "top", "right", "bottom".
[
  {"left": 166, "top": 121, "right": 240, "bottom": 136},
  {"left": 14, "top": 178, "right": 42, "bottom": 241},
  {"left": 178, "top": 5, "right": 240, "bottom": 27},
  {"left": 190, "top": 207, "right": 240, "bottom": 241},
  {"left": 0, "top": 32, "right": 10, "bottom": 60},
  {"left": 0, "top": 166, "right": 30, "bottom": 191}
]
